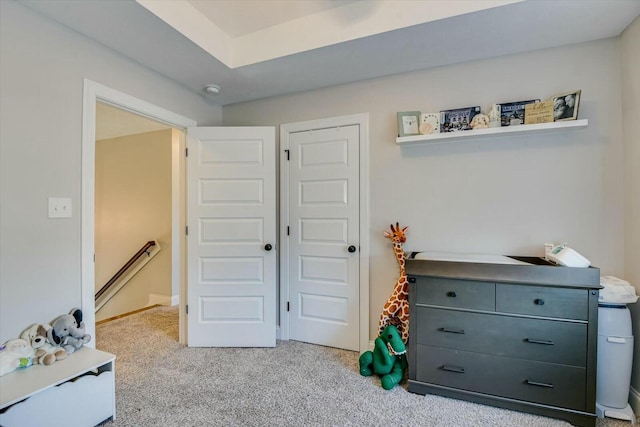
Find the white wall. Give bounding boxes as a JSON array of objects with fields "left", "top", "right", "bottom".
[
  {"left": 223, "top": 38, "right": 625, "bottom": 341},
  {"left": 95, "top": 129, "right": 172, "bottom": 321},
  {"left": 0, "top": 1, "right": 222, "bottom": 342},
  {"left": 621, "top": 16, "right": 640, "bottom": 409}
]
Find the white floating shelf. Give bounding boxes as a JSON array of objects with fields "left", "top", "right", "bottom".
[{"left": 396, "top": 119, "right": 588, "bottom": 146}]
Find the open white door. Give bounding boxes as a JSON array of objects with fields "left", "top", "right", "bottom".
[
  {"left": 187, "top": 127, "right": 276, "bottom": 347},
  {"left": 287, "top": 124, "right": 360, "bottom": 351}
]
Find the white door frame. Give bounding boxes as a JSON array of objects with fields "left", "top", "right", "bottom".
[
  {"left": 81, "top": 79, "right": 196, "bottom": 344},
  {"left": 279, "top": 113, "right": 370, "bottom": 352}
]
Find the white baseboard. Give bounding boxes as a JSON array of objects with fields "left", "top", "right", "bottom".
[
  {"left": 630, "top": 386, "right": 640, "bottom": 417},
  {"left": 148, "top": 293, "right": 179, "bottom": 307}
]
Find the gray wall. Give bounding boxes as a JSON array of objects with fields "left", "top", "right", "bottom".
[
  {"left": 0, "top": 1, "right": 222, "bottom": 342},
  {"left": 621, "top": 16, "right": 640, "bottom": 404},
  {"left": 223, "top": 40, "right": 625, "bottom": 338}
]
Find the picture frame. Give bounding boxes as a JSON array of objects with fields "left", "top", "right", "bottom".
[
  {"left": 552, "top": 90, "right": 581, "bottom": 121},
  {"left": 397, "top": 111, "right": 421, "bottom": 137},
  {"left": 495, "top": 99, "right": 540, "bottom": 126},
  {"left": 439, "top": 106, "right": 481, "bottom": 132}
]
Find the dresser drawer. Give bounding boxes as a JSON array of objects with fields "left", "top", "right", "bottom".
[
  {"left": 415, "top": 345, "right": 586, "bottom": 411},
  {"left": 496, "top": 284, "right": 589, "bottom": 320},
  {"left": 416, "top": 307, "right": 587, "bottom": 366},
  {"left": 415, "top": 277, "right": 495, "bottom": 310}
]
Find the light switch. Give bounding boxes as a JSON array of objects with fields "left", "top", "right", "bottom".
[{"left": 48, "top": 197, "right": 72, "bottom": 218}]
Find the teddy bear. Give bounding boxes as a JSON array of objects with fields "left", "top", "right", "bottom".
[
  {"left": 21, "top": 323, "right": 67, "bottom": 365},
  {"left": 470, "top": 113, "right": 490, "bottom": 130},
  {"left": 0, "top": 338, "right": 34, "bottom": 376},
  {"left": 48, "top": 308, "right": 91, "bottom": 355},
  {"left": 358, "top": 324, "right": 407, "bottom": 390}
]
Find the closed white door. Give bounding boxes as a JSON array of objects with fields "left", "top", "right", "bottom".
[
  {"left": 288, "top": 125, "right": 360, "bottom": 351},
  {"left": 187, "top": 127, "right": 276, "bottom": 347}
]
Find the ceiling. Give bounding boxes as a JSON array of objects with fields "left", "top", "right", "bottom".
[
  {"left": 95, "top": 102, "right": 171, "bottom": 141},
  {"left": 20, "top": 0, "right": 640, "bottom": 107}
]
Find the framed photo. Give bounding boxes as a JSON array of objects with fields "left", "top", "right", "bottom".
[
  {"left": 397, "top": 111, "right": 421, "bottom": 137},
  {"left": 552, "top": 90, "right": 581, "bottom": 121},
  {"left": 440, "top": 106, "right": 480, "bottom": 132},
  {"left": 495, "top": 99, "right": 540, "bottom": 126}
]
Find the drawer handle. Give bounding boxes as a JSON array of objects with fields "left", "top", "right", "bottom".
[
  {"left": 525, "top": 338, "right": 554, "bottom": 346},
  {"left": 534, "top": 298, "right": 545, "bottom": 305},
  {"left": 525, "top": 379, "right": 554, "bottom": 388},
  {"left": 446, "top": 291, "right": 457, "bottom": 298},
  {"left": 439, "top": 327, "right": 465, "bottom": 334},
  {"left": 441, "top": 365, "right": 465, "bottom": 374}
]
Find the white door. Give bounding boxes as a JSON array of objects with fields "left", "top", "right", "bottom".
[
  {"left": 187, "top": 127, "right": 276, "bottom": 347},
  {"left": 288, "top": 125, "right": 360, "bottom": 351}
]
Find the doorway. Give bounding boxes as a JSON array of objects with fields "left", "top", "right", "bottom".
[
  {"left": 94, "top": 102, "right": 176, "bottom": 323},
  {"left": 81, "top": 79, "right": 196, "bottom": 345}
]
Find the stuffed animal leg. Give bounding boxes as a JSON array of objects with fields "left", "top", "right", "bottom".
[
  {"left": 381, "top": 354, "right": 408, "bottom": 390},
  {"left": 359, "top": 335, "right": 396, "bottom": 376},
  {"left": 358, "top": 350, "right": 374, "bottom": 377}
]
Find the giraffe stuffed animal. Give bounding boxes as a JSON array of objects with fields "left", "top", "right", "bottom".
[{"left": 378, "top": 222, "right": 410, "bottom": 343}]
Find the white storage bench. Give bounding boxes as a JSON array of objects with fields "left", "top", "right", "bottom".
[{"left": 0, "top": 347, "right": 116, "bottom": 427}]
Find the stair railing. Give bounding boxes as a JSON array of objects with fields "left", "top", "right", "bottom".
[{"left": 95, "top": 240, "right": 160, "bottom": 311}]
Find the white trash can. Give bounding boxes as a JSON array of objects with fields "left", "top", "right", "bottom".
[{"left": 596, "top": 276, "right": 638, "bottom": 423}]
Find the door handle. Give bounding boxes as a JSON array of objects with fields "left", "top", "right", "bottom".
[
  {"left": 348, "top": 245, "right": 357, "bottom": 253},
  {"left": 264, "top": 243, "right": 273, "bottom": 251}
]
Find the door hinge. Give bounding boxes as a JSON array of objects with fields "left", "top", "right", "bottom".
[
  {"left": 93, "top": 254, "right": 95, "bottom": 262},
  {"left": 185, "top": 226, "right": 189, "bottom": 236},
  {"left": 186, "top": 304, "right": 188, "bottom": 314},
  {"left": 286, "top": 301, "right": 290, "bottom": 312},
  {"left": 287, "top": 226, "right": 290, "bottom": 236},
  {"left": 284, "top": 149, "right": 290, "bottom": 161},
  {"left": 185, "top": 147, "right": 189, "bottom": 157}
]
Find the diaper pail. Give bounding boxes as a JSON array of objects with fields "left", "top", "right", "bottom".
[{"left": 596, "top": 276, "right": 638, "bottom": 423}]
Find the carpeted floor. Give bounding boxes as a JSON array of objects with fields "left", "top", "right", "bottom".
[{"left": 96, "top": 306, "right": 636, "bottom": 427}]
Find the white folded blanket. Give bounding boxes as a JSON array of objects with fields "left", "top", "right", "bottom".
[{"left": 599, "top": 276, "right": 638, "bottom": 304}]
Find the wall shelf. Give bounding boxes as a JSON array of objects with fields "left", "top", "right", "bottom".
[{"left": 396, "top": 119, "right": 588, "bottom": 146}]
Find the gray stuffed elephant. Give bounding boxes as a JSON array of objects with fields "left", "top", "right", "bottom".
[{"left": 48, "top": 308, "right": 91, "bottom": 355}]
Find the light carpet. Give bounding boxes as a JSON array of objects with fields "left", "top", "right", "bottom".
[{"left": 96, "top": 306, "right": 634, "bottom": 427}]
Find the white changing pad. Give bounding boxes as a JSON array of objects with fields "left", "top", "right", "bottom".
[
  {"left": 599, "top": 276, "right": 638, "bottom": 304},
  {"left": 413, "top": 252, "right": 532, "bottom": 266}
]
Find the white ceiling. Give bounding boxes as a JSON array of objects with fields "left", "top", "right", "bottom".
[
  {"left": 95, "top": 102, "right": 171, "bottom": 141},
  {"left": 20, "top": 0, "right": 640, "bottom": 107},
  {"left": 188, "top": 0, "right": 363, "bottom": 38}
]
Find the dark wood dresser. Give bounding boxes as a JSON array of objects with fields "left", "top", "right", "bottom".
[{"left": 406, "top": 255, "right": 601, "bottom": 427}]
